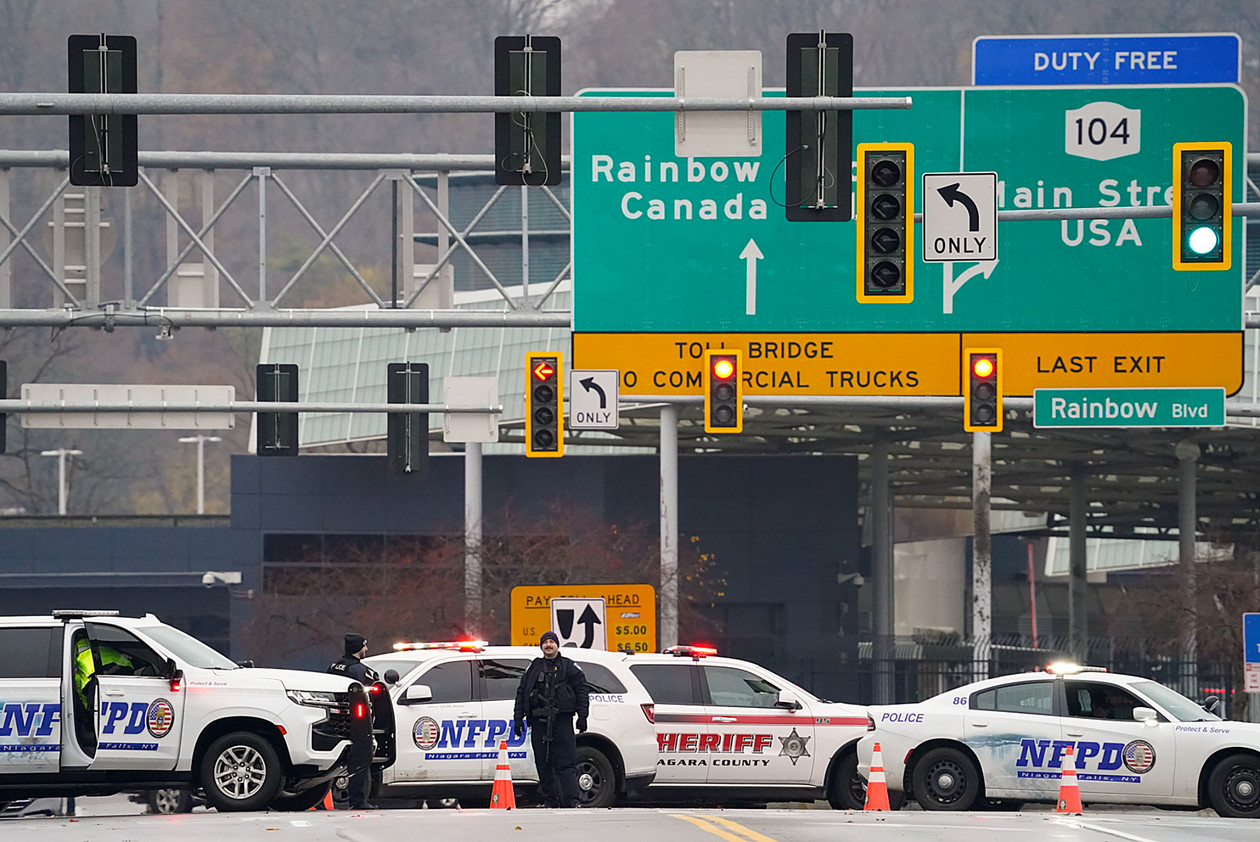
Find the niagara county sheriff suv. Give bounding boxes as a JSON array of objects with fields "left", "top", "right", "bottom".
[
  {"left": 363, "top": 643, "right": 658, "bottom": 807},
  {"left": 0, "top": 611, "right": 392, "bottom": 813},
  {"left": 623, "top": 646, "right": 872, "bottom": 809}
]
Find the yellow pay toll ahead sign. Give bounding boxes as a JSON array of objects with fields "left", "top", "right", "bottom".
[{"left": 510, "top": 584, "right": 656, "bottom": 653}]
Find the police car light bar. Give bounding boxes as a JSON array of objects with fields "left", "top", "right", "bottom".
[
  {"left": 1044, "top": 662, "right": 1108, "bottom": 675},
  {"left": 664, "top": 645, "right": 719, "bottom": 660},
  {"left": 392, "top": 640, "right": 488, "bottom": 652},
  {"left": 52, "top": 609, "right": 122, "bottom": 619}
]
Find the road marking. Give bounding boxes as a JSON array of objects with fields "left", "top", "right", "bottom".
[
  {"left": 1055, "top": 818, "right": 1163, "bottom": 842},
  {"left": 670, "top": 813, "right": 778, "bottom": 842}
]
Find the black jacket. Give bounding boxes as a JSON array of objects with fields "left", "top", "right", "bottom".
[
  {"left": 328, "top": 654, "right": 379, "bottom": 685},
  {"left": 514, "top": 655, "right": 590, "bottom": 722}
]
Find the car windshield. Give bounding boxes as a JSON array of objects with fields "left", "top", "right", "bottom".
[
  {"left": 1130, "top": 679, "right": 1221, "bottom": 722},
  {"left": 364, "top": 659, "right": 424, "bottom": 681},
  {"left": 141, "top": 624, "right": 238, "bottom": 670}
]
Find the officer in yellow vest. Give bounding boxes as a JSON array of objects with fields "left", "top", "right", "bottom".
[{"left": 73, "top": 637, "right": 134, "bottom": 707}]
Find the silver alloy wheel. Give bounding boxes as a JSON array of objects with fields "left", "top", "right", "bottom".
[
  {"left": 212, "top": 743, "right": 269, "bottom": 800},
  {"left": 150, "top": 788, "right": 188, "bottom": 814}
]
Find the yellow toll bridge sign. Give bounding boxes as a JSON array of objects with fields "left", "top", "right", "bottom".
[{"left": 510, "top": 584, "right": 656, "bottom": 653}]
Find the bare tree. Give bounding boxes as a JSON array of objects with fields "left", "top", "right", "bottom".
[{"left": 243, "top": 499, "right": 723, "bottom": 666}]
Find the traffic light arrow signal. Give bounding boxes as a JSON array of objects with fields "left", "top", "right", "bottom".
[
  {"left": 532, "top": 360, "right": 556, "bottom": 381},
  {"left": 937, "top": 182, "right": 981, "bottom": 231},
  {"left": 579, "top": 376, "right": 607, "bottom": 409}
]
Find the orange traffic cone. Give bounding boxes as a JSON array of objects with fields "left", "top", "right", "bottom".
[
  {"left": 1056, "top": 745, "right": 1083, "bottom": 814},
  {"left": 490, "top": 740, "right": 517, "bottom": 809},
  {"left": 864, "top": 742, "right": 891, "bottom": 811},
  {"left": 322, "top": 787, "right": 335, "bottom": 811}
]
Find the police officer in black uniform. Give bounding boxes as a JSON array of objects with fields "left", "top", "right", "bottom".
[
  {"left": 513, "top": 630, "right": 590, "bottom": 808},
  {"left": 328, "top": 633, "right": 379, "bottom": 809}
]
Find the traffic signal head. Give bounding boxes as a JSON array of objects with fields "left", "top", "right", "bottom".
[
  {"left": 387, "top": 362, "right": 429, "bottom": 476},
  {"left": 963, "top": 349, "right": 1002, "bottom": 433},
  {"left": 784, "top": 31, "right": 853, "bottom": 222},
  {"left": 68, "top": 34, "right": 138, "bottom": 187},
  {"left": 256, "top": 363, "right": 299, "bottom": 456},
  {"left": 1173, "top": 142, "right": 1231, "bottom": 271},
  {"left": 856, "top": 142, "right": 914, "bottom": 302},
  {"left": 703, "top": 350, "right": 742, "bottom": 434},
  {"left": 525, "top": 352, "right": 563, "bottom": 457},
  {"left": 494, "top": 36, "right": 562, "bottom": 186}
]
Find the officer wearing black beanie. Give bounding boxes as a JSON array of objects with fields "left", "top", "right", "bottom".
[
  {"left": 513, "top": 630, "right": 590, "bottom": 807},
  {"left": 328, "top": 632, "right": 379, "bottom": 809}
]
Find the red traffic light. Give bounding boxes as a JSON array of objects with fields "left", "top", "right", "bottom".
[
  {"left": 712, "top": 357, "right": 735, "bottom": 380},
  {"left": 532, "top": 359, "right": 556, "bottom": 381},
  {"left": 972, "top": 355, "right": 996, "bottom": 380}
]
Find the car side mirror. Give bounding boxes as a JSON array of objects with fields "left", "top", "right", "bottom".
[
  {"left": 776, "top": 689, "right": 802, "bottom": 710},
  {"left": 384, "top": 669, "right": 400, "bottom": 686},
  {"left": 236, "top": 660, "right": 255, "bottom": 668},
  {"left": 1133, "top": 706, "right": 1158, "bottom": 725},
  {"left": 402, "top": 684, "right": 433, "bottom": 705},
  {"left": 1203, "top": 694, "right": 1224, "bottom": 718}
]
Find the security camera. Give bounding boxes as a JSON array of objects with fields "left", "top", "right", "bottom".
[
  {"left": 202, "top": 572, "right": 216, "bottom": 587},
  {"left": 201, "top": 571, "right": 243, "bottom": 587}
]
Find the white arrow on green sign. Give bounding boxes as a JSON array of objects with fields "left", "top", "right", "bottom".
[{"left": 1033, "top": 387, "right": 1225, "bottom": 428}]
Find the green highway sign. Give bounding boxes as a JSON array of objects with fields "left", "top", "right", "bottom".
[
  {"left": 1033, "top": 387, "right": 1225, "bottom": 428},
  {"left": 571, "top": 86, "right": 1245, "bottom": 336}
]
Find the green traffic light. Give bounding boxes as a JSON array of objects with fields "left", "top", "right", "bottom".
[{"left": 1188, "top": 225, "right": 1220, "bottom": 255}]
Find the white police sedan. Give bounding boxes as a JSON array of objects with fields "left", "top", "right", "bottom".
[{"left": 857, "top": 663, "right": 1260, "bottom": 818}]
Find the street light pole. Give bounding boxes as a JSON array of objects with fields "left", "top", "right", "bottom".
[
  {"left": 179, "top": 435, "right": 222, "bottom": 514},
  {"left": 39, "top": 448, "right": 83, "bottom": 515}
]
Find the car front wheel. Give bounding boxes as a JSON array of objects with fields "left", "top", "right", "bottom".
[
  {"left": 199, "top": 732, "right": 283, "bottom": 812},
  {"left": 912, "top": 747, "right": 981, "bottom": 811},
  {"left": 148, "top": 787, "right": 195, "bottom": 814},
  {"left": 1208, "top": 753, "right": 1260, "bottom": 818},
  {"left": 576, "top": 746, "right": 617, "bottom": 808},
  {"left": 828, "top": 752, "right": 867, "bottom": 810}
]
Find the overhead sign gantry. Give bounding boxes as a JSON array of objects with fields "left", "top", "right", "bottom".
[{"left": 570, "top": 85, "right": 1245, "bottom": 398}]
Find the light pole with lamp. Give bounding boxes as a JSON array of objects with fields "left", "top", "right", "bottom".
[
  {"left": 40, "top": 448, "right": 83, "bottom": 515},
  {"left": 179, "top": 435, "right": 222, "bottom": 515}
]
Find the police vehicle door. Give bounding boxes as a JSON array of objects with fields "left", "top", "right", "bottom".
[
  {"left": 1061, "top": 680, "right": 1175, "bottom": 798},
  {"left": 84, "top": 623, "right": 185, "bottom": 771},
  {"left": 476, "top": 657, "right": 534, "bottom": 781},
  {"left": 391, "top": 660, "right": 484, "bottom": 782},
  {"left": 964, "top": 679, "right": 1059, "bottom": 800},
  {"left": 0, "top": 625, "right": 62, "bottom": 774},
  {"left": 701, "top": 664, "right": 814, "bottom": 785},
  {"left": 628, "top": 662, "right": 706, "bottom": 784}
]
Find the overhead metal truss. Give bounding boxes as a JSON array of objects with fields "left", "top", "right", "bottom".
[{"left": 0, "top": 145, "right": 1256, "bottom": 539}]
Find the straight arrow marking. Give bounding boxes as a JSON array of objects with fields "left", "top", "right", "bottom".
[{"left": 740, "top": 239, "right": 763, "bottom": 316}]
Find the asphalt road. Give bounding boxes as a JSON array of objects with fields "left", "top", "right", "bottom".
[{"left": 9, "top": 806, "right": 1258, "bottom": 842}]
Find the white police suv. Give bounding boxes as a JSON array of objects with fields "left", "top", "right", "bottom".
[
  {"left": 363, "top": 642, "right": 657, "bottom": 807},
  {"left": 858, "top": 663, "right": 1260, "bottom": 817},
  {"left": 0, "top": 611, "right": 388, "bottom": 812},
  {"left": 621, "top": 646, "right": 871, "bottom": 809}
]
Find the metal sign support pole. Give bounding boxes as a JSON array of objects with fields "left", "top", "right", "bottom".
[
  {"left": 871, "top": 436, "right": 894, "bottom": 704},
  {"left": 465, "top": 441, "right": 483, "bottom": 636},
  {"left": 660, "top": 404, "right": 678, "bottom": 650},
  {"left": 972, "top": 431, "right": 992, "bottom": 681}
]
